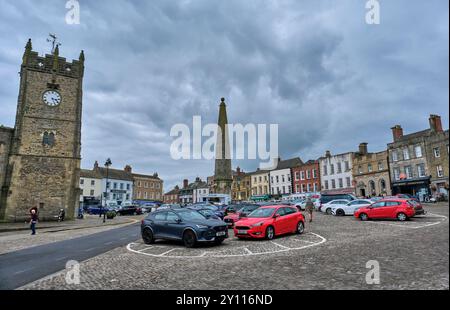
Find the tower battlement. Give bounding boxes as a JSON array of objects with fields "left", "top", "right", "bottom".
[{"left": 22, "top": 39, "right": 84, "bottom": 79}]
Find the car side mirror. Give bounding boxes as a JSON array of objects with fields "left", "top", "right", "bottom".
[
  {"left": 176, "top": 218, "right": 182, "bottom": 223},
  {"left": 273, "top": 214, "right": 280, "bottom": 218}
]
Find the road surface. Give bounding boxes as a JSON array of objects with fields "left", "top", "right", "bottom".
[{"left": 0, "top": 223, "right": 141, "bottom": 290}]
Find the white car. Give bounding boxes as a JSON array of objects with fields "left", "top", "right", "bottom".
[
  {"left": 331, "top": 199, "right": 373, "bottom": 216},
  {"left": 320, "top": 199, "right": 351, "bottom": 215},
  {"left": 295, "top": 198, "right": 320, "bottom": 211}
]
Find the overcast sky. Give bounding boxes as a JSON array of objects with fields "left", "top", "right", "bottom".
[{"left": 0, "top": 0, "right": 448, "bottom": 191}]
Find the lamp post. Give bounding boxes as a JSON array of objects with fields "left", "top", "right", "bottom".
[{"left": 103, "top": 158, "right": 112, "bottom": 223}]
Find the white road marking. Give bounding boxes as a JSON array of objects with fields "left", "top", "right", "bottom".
[
  {"left": 270, "top": 241, "right": 290, "bottom": 249},
  {"left": 244, "top": 247, "right": 253, "bottom": 255},
  {"left": 55, "top": 256, "right": 68, "bottom": 261},
  {"left": 126, "top": 232, "right": 327, "bottom": 259},
  {"left": 365, "top": 212, "right": 447, "bottom": 229},
  {"left": 105, "top": 241, "right": 113, "bottom": 245},
  {"left": 157, "top": 248, "right": 177, "bottom": 256},
  {"left": 84, "top": 248, "right": 95, "bottom": 252},
  {"left": 13, "top": 268, "right": 31, "bottom": 275}
]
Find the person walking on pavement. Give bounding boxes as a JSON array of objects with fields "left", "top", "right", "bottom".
[
  {"left": 305, "top": 197, "right": 314, "bottom": 223},
  {"left": 29, "top": 208, "right": 38, "bottom": 235}
]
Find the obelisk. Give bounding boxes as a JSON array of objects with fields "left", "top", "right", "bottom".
[{"left": 213, "top": 98, "right": 232, "bottom": 194}]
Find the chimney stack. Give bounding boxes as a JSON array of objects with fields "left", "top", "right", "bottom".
[
  {"left": 236, "top": 167, "right": 241, "bottom": 174},
  {"left": 359, "top": 143, "right": 368, "bottom": 155},
  {"left": 391, "top": 125, "right": 403, "bottom": 141},
  {"left": 183, "top": 179, "right": 189, "bottom": 189},
  {"left": 124, "top": 165, "right": 132, "bottom": 173},
  {"left": 94, "top": 161, "right": 99, "bottom": 169},
  {"left": 429, "top": 114, "right": 443, "bottom": 133},
  {"left": 325, "top": 150, "right": 331, "bottom": 157}
]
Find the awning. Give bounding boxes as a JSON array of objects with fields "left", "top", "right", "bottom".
[{"left": 250, "top": 195, "right": 270, "bottom": 201}]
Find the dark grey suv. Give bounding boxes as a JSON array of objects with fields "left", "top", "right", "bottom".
[{"left": 141, "top": 209, "right": 228, "bottom": 248}]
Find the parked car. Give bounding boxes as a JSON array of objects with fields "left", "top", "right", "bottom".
[
  {"left": 354, "top": 198, "right": 417, "bottom": 221},
  {"left": 319, "top": 194, "right": 356, "bottom": 212},
  {"left": 233, "top": 205, "right": 305, "bottom": 240},
  {"left": 223, "top": 204, "right": 261, "bottom": 228},
  {"left": 141, "top": 208, "right": 228, "bottom": 247},
  {"left": 224, "top": 204, "right": 242, "bottom": 215},
  {"left": 87, "top": 205, "right": 110, "bottom": 215},
  {"left": 395, "top": 193, "right": 419, "bottom": 202},
  {"left": 195, "top": 208, "right": 221, "bottom": 220},
  {"left": 189, "top": 204, "right": 225, "bottom": 219},
  {"left": 331, "top": 199, "right": 373, "bottom": 216},
  {"left": 158, "top": 204, "right": 181, "bottom": 210},
  {"left": 117, "top": 205, "right": 142, "bottom": 216},
  {"left": 320, "top": 199, "right": 351, "bottom": 215},
  {"left": 294, "top": 198, "right": 320, "bottom": 211}
]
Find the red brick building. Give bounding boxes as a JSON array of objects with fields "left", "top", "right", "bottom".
[{"left": 291, "top": 160, "right": 321, "bottom": 195}]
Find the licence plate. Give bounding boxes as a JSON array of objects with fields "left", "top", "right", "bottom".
[
  {"left": 216, "top": 231, "right": 226, "bottom": 236},
  {"left": 237, "top": 230, "right": 248, "bottom": 235}
]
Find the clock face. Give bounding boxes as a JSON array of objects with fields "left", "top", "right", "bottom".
[{"left": 42, "top": 90, "right": 61, "bottom": 106}]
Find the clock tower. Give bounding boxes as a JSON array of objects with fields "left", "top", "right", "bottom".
[{"left": 0, "top": 39, "right": 84, "bottom": 221}]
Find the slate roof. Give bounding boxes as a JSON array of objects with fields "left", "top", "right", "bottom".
[{"left": 275, "top": 157, "right": 303, "bottom": 170}]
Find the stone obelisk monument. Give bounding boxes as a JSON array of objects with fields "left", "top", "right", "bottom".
[{"left": 213, "top": 98, "right": 232, "bottom": 194}]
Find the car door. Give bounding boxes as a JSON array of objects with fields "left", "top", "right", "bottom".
[
  {"left": 165, "top": 212, "right": 184, "bottom": 240},
  {"left": 273, "top": 207, "right": 288, "bottom": 234},
  {"left": 284, "top": 207, "right": 299, "bottom": 231},
  {"left": 347, "top": 200, "right": 366, "bottom": 215},
  {"left": 152, "top": 212, "right": 167, "bottom": 237},
  {"left": 369, "top": 202, "right": 387, "bottom": 219},
  {"left": 383, "top": 201, "right": 402, "bottom": 218}
]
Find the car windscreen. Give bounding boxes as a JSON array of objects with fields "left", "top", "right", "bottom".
[
  {"left": 247, "top": 208, "right": 276, "bottom": 218},
  {"left": 177, "top": 210, "right": 207, "bottom": 221}
]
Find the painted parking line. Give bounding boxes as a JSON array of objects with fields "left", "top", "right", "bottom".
[
  {"left": 126, "top": 232, "right": 327, "bottom": 259},
  {"left": 365, "top": 212, "right": 447, "bottom": 229}
]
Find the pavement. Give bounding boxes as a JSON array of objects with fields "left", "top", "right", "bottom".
[{"left": 13, "top": 202, "right": 448, "bottom": 290}]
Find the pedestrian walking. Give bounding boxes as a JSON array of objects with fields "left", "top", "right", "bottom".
[
  {"left": 29, "top": 208, "right": 38, "bottom": 235},
  {"left": 305, "top": 197, "right": 314, "bottom": 223}
]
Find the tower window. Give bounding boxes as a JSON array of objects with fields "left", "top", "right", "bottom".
[{"left": 42, "top": 132, "right": 55, "bottom": 146}]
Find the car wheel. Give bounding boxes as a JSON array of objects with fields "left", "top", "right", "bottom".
[
  {"left": 265, "top": 226, "right": 275, "bottom": 240},
  {"left": 142, "top": 228, "right": 154, "bottom": 244},
  {"left": 359, "top": 213, "right": 369, "bottom": 221},
  {"left": 183, "top": 230, "right": 197, "bottom": 248},
  {"left": 397, "top": 212, "right": 407, "bottom": 222},
  {"left": 296, "top": 221, "right": 305, "bottom": 235},
  {"left": 326, "top": 208, "right": 332, "bottom": 215},
  {"left": 336, "top": 209, "right": 345, "bottom": 216}
]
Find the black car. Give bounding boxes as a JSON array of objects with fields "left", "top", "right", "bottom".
[
  {"left": 117, "top": 205, "right": 142, "bottom": 216},
  {"left": 141, "top": 209, "right": 228, "bottom": 248}
]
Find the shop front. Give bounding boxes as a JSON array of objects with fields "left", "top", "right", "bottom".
[
  {"left": 391, "top": 177, "right": 431, "bottom": 201},
  {"left": 250, "top": 195, "right": 271, "bottom": 202}
]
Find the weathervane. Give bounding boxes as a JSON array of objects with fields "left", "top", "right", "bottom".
[{"left": 47, "top": 33, "right": 61, "bottom": 54}]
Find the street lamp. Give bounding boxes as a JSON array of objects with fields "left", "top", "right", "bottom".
[{"left": 103, "top": 158, "right": 112, "bottom": 223}]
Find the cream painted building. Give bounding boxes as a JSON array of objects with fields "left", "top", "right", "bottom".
[
  {"left": 79, "top": 169, "right": 102, "bottom": 202},
  {"left": 250, "top": 169, "right": 270, "bottom": 197}
]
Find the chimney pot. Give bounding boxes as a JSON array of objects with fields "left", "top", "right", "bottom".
[{"left": 359, "top": 143, "right": 368, "bottom": 155}]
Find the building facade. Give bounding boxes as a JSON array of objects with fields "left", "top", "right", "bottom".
[
  {"left": 353, "top": 143, "right": 391, "bottom": 197},
  {"left": 163, "top": 186, "right": 180, "bottom": 204},
  {"left": 131, "top": 167, "right": 163, "bottom": 204},
  {"left": 291, "top": 160, "right": 321, "bottom": 195},
  {"left": 179, "top": 179, "right": 194, "bottom": 204},
  {"left": 424, "top": 115, "right": 449, "bottom": 198},
  {"left": 79, "top": 169, "right": 102, "bottom": 204},
  {"left": 0, "top": 40, "right": 84, "bottom": 222},
  {"left": 192, "top": 178, "right": 209, "bottom": 203},
  {"left": 388, "top": 115, "right": 448, "bottom": 200},
  {"left": 270, "top": 158, "right": 303, "bottom": 198},
  {"left": 249, "top": 169, "right": 270, "bottom": 201},
  {"left": 319, "top": 151, "right": 355, "bottom": 195},
  {"left": 231, "top": 167, "right": 251, "bottom": 202}
]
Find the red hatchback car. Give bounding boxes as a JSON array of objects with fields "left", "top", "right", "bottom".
[
  {"left": 354, "top": 198, "right": 417, "bottom": 222},
  {"left": 233, "top": 205, "right": 305, "bottom": 240}
]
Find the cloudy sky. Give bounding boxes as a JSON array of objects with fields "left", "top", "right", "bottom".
[{"left": 0, "top": 0, "right": 448, "bottom": 191}]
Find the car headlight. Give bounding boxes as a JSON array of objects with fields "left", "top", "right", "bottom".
[
  {"left": 250, "top": 221, "right": 264, "bottom": 228},
  {"left": 196, "top": 224, "right": 209, "bottom": 229}
]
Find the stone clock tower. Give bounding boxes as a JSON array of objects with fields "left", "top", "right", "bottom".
[{"left": 0, "top": 39, "right": 84, "bottom": 221}]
